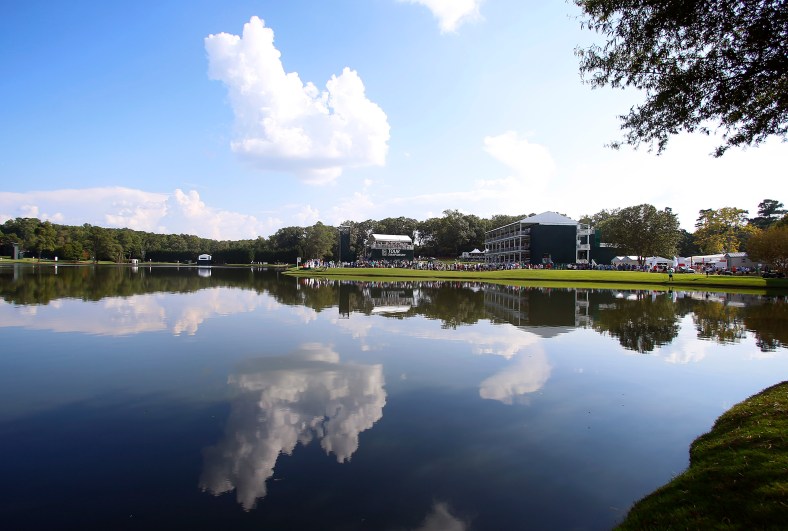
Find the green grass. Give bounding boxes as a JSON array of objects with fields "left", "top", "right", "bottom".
[
  {"left": 617, "top": 381, "right": 788, "bottom": 530},
  {"left": 285, "top": 267, "right": 788, "bottom": 294}
]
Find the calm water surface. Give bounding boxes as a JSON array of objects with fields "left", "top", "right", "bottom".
[{"left": 1, "top": 264, "right": 786, "bottom": 530}]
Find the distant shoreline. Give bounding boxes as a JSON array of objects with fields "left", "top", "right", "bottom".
[
  {"left": 3, "top": 260, "right": 786, "bottom": 293},
  {"left": 285, "top": 266, "right": 788, "bottom": 293}
]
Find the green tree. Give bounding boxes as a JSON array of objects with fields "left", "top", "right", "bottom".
[
  {"left": 694, "top": 207, "right": 758, "bottom": 253},
  {"left": 749, "top": 199, "right": 786, "bottom": 229},
  {"left": 302, "top": 222, "right": 336, "bottom": 260},
  {"left": 437, "top": 210, "right": 474, "bottom": 257},
  {"left": 118, "top": 229, "right": 143, "bottom": 260},
  {"left": 271, "top": 226, "right": 305, "bottom": 262},
  {"left": 579, "top": 209, "right": 616, "bottom": 228},
  {"left": 375, "top": 217, "right": 418, "bottom": 239},
  {"left": 746, "top": 225, "right": 788, "bottom": 272},
  {"left": 33, "top": 221, "right": 56, "bottom": 259},
  {"left": 598, "top": 204, "right": 681, "bottom": 264},
  {"left": 677, "top": 228, "right": 701, "bottom": 257},
  {"left": 61, "top": 240, "right": 84, "bottom": 261},
  {"left": 575, "top": 0, "right": 788, "bottom": 156},
  {"left": 16, "top": 217, "right": 41, "bottom": 254},
  {"left": 415, "top": 216, "right": 442, "bottom": 256}
]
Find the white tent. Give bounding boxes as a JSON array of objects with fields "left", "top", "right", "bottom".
[
  {"left": 611, "top": 256, "right": 639, "bottom": 267},
  {"left": 644, "top": 256, "right": 671, "bottom": 269}
]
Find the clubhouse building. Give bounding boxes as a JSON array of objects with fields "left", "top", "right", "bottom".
[{"left": 484, "top": 211, "right": 615, "bottom": 266}]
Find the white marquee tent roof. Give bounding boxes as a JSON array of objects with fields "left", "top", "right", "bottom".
[
  {"left": 370, "top": 234, "right": 413, "bottom": 243},
  {"left": 519, "top": 211, "right": 579, "bottom": 226}
]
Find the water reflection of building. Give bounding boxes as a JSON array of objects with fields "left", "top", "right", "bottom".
[
  {"left": 483, "top": 285, "right": 589, "bottom": 336},
  {"left": 366, "top": 286, "right": 415, "bottom": 314},
  {"left": 338, "top": 282, "right": 418, "bottom": 317}
]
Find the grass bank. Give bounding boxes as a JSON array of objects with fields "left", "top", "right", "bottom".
[
  {"left": 617, "top": 381, "right": 788, "bottom": 530},
  {"left": 285, "top": 267, "right": 788, "bottom": 293}
]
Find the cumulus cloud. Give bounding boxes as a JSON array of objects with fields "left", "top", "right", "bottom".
[
  {"left": 200, "top": 344, "right": 386, "bottom": 510},
  {"left": 294, "top": 204, "right": 321, "bottom": 226},
  {"left": 382, "top": 130, "right": 556, "bottom": 216},
  {"left": 205, "top": 17, "right": 390, "bottom": 184},
  {"left": 483, "top": 130, "right": 556, "bottom": 184},
  {"left": 402, "top": 0, "right": 484, "bottom": 33},
  {"left": 0, "top": 187, "right": 280, "bottom": 240},
  {"left": 559, "top": 134, "right": 788, "bottom": 230}
]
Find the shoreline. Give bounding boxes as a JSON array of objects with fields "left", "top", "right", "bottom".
[
  {"left": 616, "top": 381, "right": 788, "bottom": 529},
  {"left": 284, "top": 266, "right": 788, "bottom": 294}
]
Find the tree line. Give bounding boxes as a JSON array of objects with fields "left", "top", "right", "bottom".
[
  {"left": 0, "top": 210, "right": 525, "bottom": 264},
  {"left": 583, "top": 199, "right": 787, "bottom": 269},
  {"left": 1, "top": 201, "right": 786, "bottom": 269}
]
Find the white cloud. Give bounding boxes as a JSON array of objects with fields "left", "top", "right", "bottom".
[
  {"left": 294, "top": 204, "right": 320, "bottom": 226},
  {"left": 381, "top": 131, "right": 556, "bottom": 216},
  {"left": 327, "top": 191, "right": 377, "bottom": 225},
  {"left": 402, "top": 0, "right": 484, "bottom": 33},
  {"left": 0, "top": 187, "right": 280, "bottom": 240},
  {"left": 380, "top": 131, "right": 786, "bottom": 229},
  {"left": 483, "top": 131, "right": 556, "bottom": 180},
  {"left": 558, "top": 134, "right": 788, "bottom": 230},
  {"left": 205, "top": 17, "right": 390, "bottom": 184}
]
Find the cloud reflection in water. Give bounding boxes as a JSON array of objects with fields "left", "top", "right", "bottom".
[{"left": 199, "top": 343, "right": 386, "bottom": 510}]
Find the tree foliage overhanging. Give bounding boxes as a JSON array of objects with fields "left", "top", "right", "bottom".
[{"left": 575, "top": 0, "right": 788, "bottom": 156}]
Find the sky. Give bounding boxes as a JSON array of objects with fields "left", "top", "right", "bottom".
[{"left": 1, "top": 0, "right": 786, "bottom": 240}]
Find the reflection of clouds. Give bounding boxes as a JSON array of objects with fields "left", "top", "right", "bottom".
[
  {"left": 653, "top": 316, "right": 710, "bottom": 364},
  {"left": 169, "top": 288, "right": 261, "bottom": 336},
  {"left": 479, "top": 346, "right": 551, "bottom": 405},
  {"left": 747, "top": 351, "right": 779, "bottom": 360},
  {"left": 410, "top": 502, "right": 468, "bottom": 531},
  {"left": 288, "top": 305, "right": 319, "bottom": 324},
  {"left": 335, "top": 315, "right": 551, "bottom": 404},
  {"left": 200, "top": 344, "right": 386, "bottom": 510},
  {"left": 412, "top": 324, "right": 540, "bottom": 360},
  {"left": 0, "top": 288, "right": 266, "bottom": 336},
  {"left": 337, "top": 315, "right": 541, "bottom": 360},
  {"left": 332, "top": 316, "right": 377, "bottom": 351}
]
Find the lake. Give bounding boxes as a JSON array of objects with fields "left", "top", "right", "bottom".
[{"left": 1, "top": 264, "right": 786, "bottom": 530}]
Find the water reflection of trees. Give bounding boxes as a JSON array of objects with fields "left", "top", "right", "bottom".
[
  {"left": 681, "top": 294, "right": 787, "bottom": 351},
  {"left": 591, "top": 292, "right": 681, "bottom": 353},
  {"left": 4, "top": 265, "right": 785, "bottom": 352},
  {"left": 743, "top": 298, "right": 788, "bottom": 351},
  {"left": 0, "top": 265, "right": 239, "bottom": 305},
  {"left": 691, "top": 301, "right": 747, "bottom": 344}
]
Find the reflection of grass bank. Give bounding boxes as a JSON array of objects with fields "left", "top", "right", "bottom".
[
  {"left": 285, "top": 267, "right": 788, "bottom": 293},
  {"left": 617, "top": 381, "right": 788, "bottom": 530}
]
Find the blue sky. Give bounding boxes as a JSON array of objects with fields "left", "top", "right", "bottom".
[{"left": 2, "top": 0, "right": 786, "bottom": 240}]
